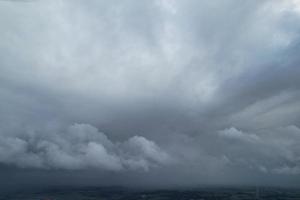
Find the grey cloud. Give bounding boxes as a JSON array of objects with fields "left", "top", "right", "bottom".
[
  {"left": 0, "top": 0, "right": 300, "bottom": 187},
  {"left": 219, "top": 127, "right": 260, "bottom": 143},
  {"left": 215, "top": 126, "right": 300, "bottom": 175},
  {"left": 0, "top": 123, "right": 171, "bottom": 171}
]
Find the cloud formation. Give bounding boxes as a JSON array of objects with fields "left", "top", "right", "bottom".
[
  {"left": 0, "top": 0, "right": 300, "bottom": 187},
  {"left": 0, "top": 123, "right": 171, "bottom": 171},
  {"left": 217, "top": 126, "right": 300, "bottom": 175}
]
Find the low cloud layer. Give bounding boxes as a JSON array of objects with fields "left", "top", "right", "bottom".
[
  {"left": 0, "top": 0, "right": 300, "bottom": 187},
  {"left": 0, "top": 123, "right": 171, "bottom": 171},
  {"left": 218, "top": 126, "right": 300, "bottom": 175}
]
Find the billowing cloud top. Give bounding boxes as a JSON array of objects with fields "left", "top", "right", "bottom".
[{"left": 0, "top": 0, "right": 300, "bottom": 188}]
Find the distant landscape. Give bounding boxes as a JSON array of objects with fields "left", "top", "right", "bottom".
[{"left": 2, "top": 187, "right": 300, "bottom": 200}]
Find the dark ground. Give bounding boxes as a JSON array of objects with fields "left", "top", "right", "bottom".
[{"left": 1, "top": 186, "right": 300, "bottom": 200}]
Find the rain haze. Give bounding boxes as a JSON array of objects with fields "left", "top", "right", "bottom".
[{"left": 0, "top": 0, "right": 300, "bottom": 193}]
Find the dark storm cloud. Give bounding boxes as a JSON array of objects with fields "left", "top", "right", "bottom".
[{"left": 0, "top": 0, "right": 300, "bottom": 187}]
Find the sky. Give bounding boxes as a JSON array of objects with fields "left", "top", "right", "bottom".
[{"left": 0, "top": 0, "right": 300, "bottom": 190}]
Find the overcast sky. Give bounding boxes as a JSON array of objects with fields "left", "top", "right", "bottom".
[{"left": 0, "top": 0, "right": 300, "bottom": 189}]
